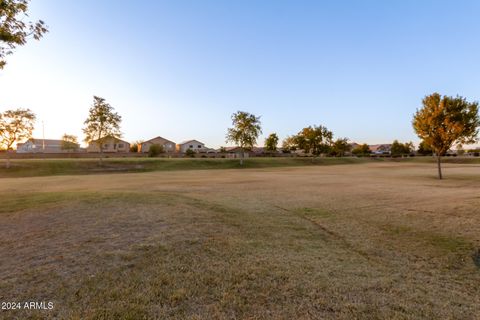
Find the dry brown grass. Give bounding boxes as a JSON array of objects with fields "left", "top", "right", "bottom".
[{"left": 1, "top": 162, "right": 480, "bottom": 319}]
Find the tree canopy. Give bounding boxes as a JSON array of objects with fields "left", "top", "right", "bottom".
[
  {"left": 390, "top": 140, "right": 413, "bottom": 156},
  {"left": 83, "top": 96, "right": 122, "bottom": 155},
  {"left": 226, "top": 111, "right": 262, "bottom": 164},
  {"left": 61, "top": 134, "right": 78, "bottom": 152},
  {"left": 281, "top": 135, "right": 297, "bottom": 153},
  {"left": 352, "top": 143, "right": 370, "bottom": 156},
  {"left": 0, "top": 0, "right": 48, "bottom": 69},
  {"left": 0, "top": 108, "right": 35, "bottom": 168},
  {"left": 294, "top": 125, "right": 333, "bottom": 156},
  {"left": 264, "top": 133, "right": 279, "bottom": 153},
  {"left": 0, "top": 108, "right": 35, "bottom": 150},
  {"left": 331, "top": 138, "right": 351, "bottom": 157},
  {"left": 412, "top": 93, "right": 480, "bottom": 179},
  {"left": 417, "top": 140, "right": 433, "bottom": 156}
]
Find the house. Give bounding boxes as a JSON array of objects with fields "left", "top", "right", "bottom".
[
  {"left": 349, "top": 143, "right": 360, "bottom": 150},
  {"left": 16, "top": 138, "right": 79, "bottom": 153},
  {"left": 86, "top": 137, "right": 130, "bottom": 153},
  {"left": 176, "top": 140, "right": 207, "bottom": 153},
  {"left": 369, "top": 144, "right": 392, "bottom": 155},
  {"left": 140, "top": 136, "right": 176, "bottom": 153},
  {"left": 223, "top": 146, "right": 243, "bottom": 153},
  {"left": 221, "top": 146, "right": 250, "bottom": 158},
  {"left": 222, "top": 146, "right": 275, "bottom": 156}
]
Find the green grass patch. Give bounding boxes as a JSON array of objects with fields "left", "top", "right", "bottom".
[
  {"left": 381, "top": 224, "right": 472, "bottom": 253},
  {"left": 426, "top": 234, "right": 472, "bottom": 252},
  {"left": 0, "top": 157, "right": 371, "bottom": 178},
  {"left": 295, "top": 207, "right": 334, "bottom": 219}
]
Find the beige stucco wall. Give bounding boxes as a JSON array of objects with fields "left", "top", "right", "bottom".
[
  {"left": 177, "top": 140, "right": 206, "bottom": 153},
  {"left": 87, "top": 138, "right": 130, "bottom": 153},
  {"left": 140, "top": 137, "right": 176, "bottom": 153}
]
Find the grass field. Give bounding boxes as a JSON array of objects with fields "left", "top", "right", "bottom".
[
  {"left": 0, "top": 157, "right": 371, "bottom": 178},
  {"left": 1, "top": 156, "right": 479, "bottom": 178},
  {"left": 1, "top": 161, "right": 480, "bottom": 319}
]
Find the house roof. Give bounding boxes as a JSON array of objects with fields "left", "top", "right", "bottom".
[
  {"left": 224, "top": 146, "right": 242, "bottom": 151},
  {"left": 25, "top": 138, "right": 65, "bottom": 146},
  {"left": 89, "top": 136, "right": 129, "bottom": 144},
  {"left": 369, "top": 144, "right": 392, "bottom": 152},
  {"left": 349, "top": 142, "right": 360, "bottom": 148},
  {"left": 17, "top": 138, "right": 80, "bottom": 151},
  {"left": 222, "top": 146, "right": 266, "bottom": 153},
  {"left": 143, "top": 136, "right": 175, "bottom": 145},
  {"left": 178, "top": 139, "right": 205, "bottom": 146}
]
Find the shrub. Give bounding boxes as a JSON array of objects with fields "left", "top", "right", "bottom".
[
  {"left": 148, "top": 144, "right": 164, "bottom": 157},
  {"left": 185, "top": 148, "right": 195, "bottom": 157}
]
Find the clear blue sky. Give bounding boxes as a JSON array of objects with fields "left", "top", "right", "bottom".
[{"left": 1, "top": 0, "right": 479, "bottom": 148}]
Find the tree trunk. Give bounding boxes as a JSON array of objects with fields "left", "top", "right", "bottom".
[
  {"left": 437, "top": 155, "right": 443, "bottom": 180},
  {"left": 240, "top": 150, "right": 244, "bottom": 166},
  {"left": 99, "top": 143, "right": 104, "bottom": 166},
  {"left": 5, "top": 151, "right": 11, "bottom": 169}
]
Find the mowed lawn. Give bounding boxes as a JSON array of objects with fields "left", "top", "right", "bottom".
[{"left": 1, "top": 162, "right": 480, "bottom": 319}]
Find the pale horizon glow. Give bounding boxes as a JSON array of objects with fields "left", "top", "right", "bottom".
[{"left": 1, "top": 0, "right": 480, "bottom": 149}]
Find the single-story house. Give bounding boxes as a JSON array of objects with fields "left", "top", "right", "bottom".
[
  {"left": 86, "top": 137, "right": 130, "bottom": 153},
  {"left": 140, "top": 136, "right": 176, "bottom": 153},
  {"left": 16, "top": 138, "right": 79, "bottom": 153},
  {"left": 177, "top": 140, "right": 207, "bottom": 153}
]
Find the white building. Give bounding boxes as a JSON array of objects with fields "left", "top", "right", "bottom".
[
  {"left": 176, "top": 140, "right": 207, "bottom": 153},
  {"left": 16, "top": 138, "right": 78, "bottom": 153}
]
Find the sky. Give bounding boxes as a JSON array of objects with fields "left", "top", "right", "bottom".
[{"left": 1, "top": 0, "right": 480, "bottom": 148}]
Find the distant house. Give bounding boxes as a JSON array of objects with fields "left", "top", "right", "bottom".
[
  {"left": 222, "top": 146, "right": 273, "bottom": 156},
  {"left": 140, "top": 136, "right": 176, "bottom": 153},
  {"left": 222, "top": 146, "right": 249, "bottom": 158},
  {"left": 86, "top": 137, "right": 130, "bottom": 153},
  {"left": 349, "top": 143, "right": 360, "bottom": 150},
  {"left": 16, "top": 138, "right": 79, "bottom": 153},
  {"left": 223, "top": 146, "right": 243, "bottom": 153},
  {"left": 176, "top": 140, "right": 207, "bottom": 153},
  {"left": 369, "top": 144, "right": 392, "bottom": 155}
]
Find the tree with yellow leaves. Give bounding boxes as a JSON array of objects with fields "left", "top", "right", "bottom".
[{"left": 412, "top": 93, "right": 479, "bottom": 179}]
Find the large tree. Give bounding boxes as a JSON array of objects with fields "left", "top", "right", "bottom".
[
  {"left": 352, "top": 143, "right": 371, "bottom": 156},
  {"left": 226, "top": 111, "right": 262, "bottom": 165},
  {"left": 413, "top": 93, "right": 479, "bottom": 179},
  {"left": 83, "top": 96, "right": 122, "bottom": 163},
  {"left": 294, "top": 125, "right": 333, "bottom": 159},
  {"left": 390, "top": 140, "right": 414, "bottom": 157},
  {"left": 264, "top": 133, "right": 279, "bottom": 154},
  {"left": 0, "top": 0, "right": 48, "bottom": 69},
  {"left": 281, "top": 135, "right": 297, "bottom": 153},
  {"left": 331, "top": 138, "right": 351, "bottom": 157},
  {"left": 61, "top": 133, "right": 79, "bottom": 153},
  {"left": 0, "top": 108, "right": 35, "bottom": 168},
  {"left": 417, "top": 140, "right": 433, "bottom": 156}
]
